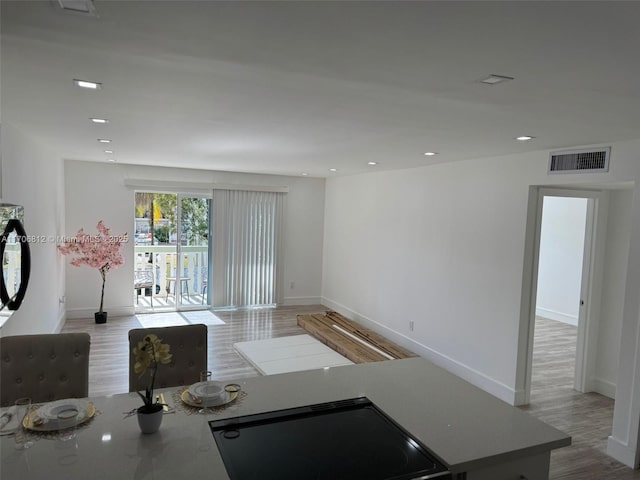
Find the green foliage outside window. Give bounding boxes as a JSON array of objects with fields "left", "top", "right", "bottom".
[{"left": 135, "top": 193, "right": 208, "bottom": 245}]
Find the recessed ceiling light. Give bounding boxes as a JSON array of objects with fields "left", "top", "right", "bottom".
[
  {"left": 107, "top": 159, "right": 116, "bottom": 163},
  {"left": 98, "top": 139, "right": 111, "bottom": 143},
  {"left": 90, "top": 118, "right": 109, "bottom": 124},
  {"left": 73, "top": 79, "right": 102, "bottom": 90},
  {"left": 329, "top": 168, "right": 337, "bottom": 172},
  {"left": 515, "top": 135, "right": 535, "bottom": 141},
  {"left": 479, "top": 74, "right": 514, "bottom": 85},
  {"left": 423, "top": 152, "right": 438, "bottom": 156},
  {"left": 367, "top": 162, "right": 378, "bottom": 165},
  {"left": 103, "top": 150, "right": 113, "bottom": 154},
  {"left": 301, "top": 173, "right": 309, "bottom": 176}
]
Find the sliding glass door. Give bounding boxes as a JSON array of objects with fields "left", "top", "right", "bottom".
[
  {"left": 135, "top": 188, "right": 284, "bottom": 311},
  {"left": 177, "top": 195, "right": 211, "bottom": 309},
  {"left": 134, "top": 192, "right": 211, "bottom": 312}
]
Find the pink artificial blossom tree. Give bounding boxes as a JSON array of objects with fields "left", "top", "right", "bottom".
[{"left": 57, "top": 221, "right": 127, "bottom": 314}]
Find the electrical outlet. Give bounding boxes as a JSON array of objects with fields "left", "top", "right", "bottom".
[
  {"left": 409, "top": 321, "right": 414, "bottom": 332},
  {"left": 59, "top": 296, "right": 66, "bottom": 304},
  {"left": 290, "top": 281, "right": 295, "bottom": 289}
]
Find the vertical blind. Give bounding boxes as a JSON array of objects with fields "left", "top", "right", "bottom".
[{"left": 212, "top": 189, "right": 285, "bottom": 308}]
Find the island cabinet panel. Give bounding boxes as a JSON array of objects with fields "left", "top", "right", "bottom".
[
  {"left": 460, "top": 451, "right": 550, "bottom": 480},
  {"left": 0, "top": 357, "right": 569, "bottom": 480}
]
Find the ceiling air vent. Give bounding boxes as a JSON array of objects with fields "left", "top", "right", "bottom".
[
  {"left": 548, "top": 147, "right": 610, "bottom": 174},
  {"left": 52, "top": 0, "right": 98, "bottom": 17}
]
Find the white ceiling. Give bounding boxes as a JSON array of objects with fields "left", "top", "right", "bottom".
[{"left": 2, "top": 1, "right": 639, "bottom": 178}]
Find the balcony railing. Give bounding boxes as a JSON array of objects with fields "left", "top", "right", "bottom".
[
  {"left": 3, "top": 245, "right": 210, "bottom": 311},
  {"left": 134, "top": 245, "right": 208, "bottom": 309}
]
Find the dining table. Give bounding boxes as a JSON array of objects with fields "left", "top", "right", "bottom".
[{"left": 0, "top": 357, "right": 571, "bottom": 480}]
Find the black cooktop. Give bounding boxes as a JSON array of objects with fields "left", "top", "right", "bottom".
[{"left": 208, "top": 397, "right": 451, "bottom": 480}]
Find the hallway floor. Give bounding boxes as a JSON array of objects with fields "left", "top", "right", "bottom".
[{"left": 519, "top": 317, "right": 639, "bottom": 478}]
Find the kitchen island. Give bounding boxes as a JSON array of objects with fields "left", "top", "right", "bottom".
[{"left": 1, "top": 357, "right": 570, "bottom": 479}]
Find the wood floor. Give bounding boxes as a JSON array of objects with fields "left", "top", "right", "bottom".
[
  {"left": 520, "top": 316, "right": 640, "bottom": 479},
  {"left": 61, "top": 308, "right": 639, "bottom": 478}
]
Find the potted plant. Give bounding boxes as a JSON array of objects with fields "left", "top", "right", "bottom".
[
  {"left": 57, "top": 221, "right": 126, "bottom": 324},
  {"left": 133, "top": 334, "right": 173, "bottom": 433}
]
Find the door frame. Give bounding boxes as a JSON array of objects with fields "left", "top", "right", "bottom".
[
  {"left": 175, "top": 193, "right": 212, "bottom": 311},
  {"left": 516, "top": 186, "right": 608, "bottom": 405},
  {"left": 133, "top": 190, "right": 212, "bottom": 313}
]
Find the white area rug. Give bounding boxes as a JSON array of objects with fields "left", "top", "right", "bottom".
[
  {"left": 234, "top": 334, "right": 353, "bottom": 375},
  {"left": 137, "top": 311, "right": 225, "bottom": 328}
]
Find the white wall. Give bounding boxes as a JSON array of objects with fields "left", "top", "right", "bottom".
[
  {"left": 322, "top": 140, "right": 639, "bottom": 403},
  {"left": 0, "top": 124, "right": 66, "bottom": 336},
  {"left": 63, "top": 161, "right": 134, "bottom": 318},
  {"left": 535, "top": 196, "right": 588, "bottom": 326},
  {"left": 594, "top": 189, "right": 633, "bottom": 398},
  {"left": 281, "top": 177, "right": 326, "bottom": 305},
  {"left": 63, "top": 160, "right": 325, "bottom": 318},
  {"left": 609, "top": 182, "right": 640, "bottom": 468},
  {"left": 323, "top": 154, "right": 540, "bottom": 402}
]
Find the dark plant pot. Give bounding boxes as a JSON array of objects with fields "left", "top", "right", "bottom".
[
  {"left": 95, "top": 311, "right": 107, "bottom": 324},
  {"left": 136, "top": 404, "right": 163, "bottom": 434}
]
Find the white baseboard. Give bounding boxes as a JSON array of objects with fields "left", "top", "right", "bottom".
[
  {"left": 1, "top": 308, "right": 68, "bottom": 335},
  {"left": 607, "top": 435, "right": 638, "bottom": 468},
  {"left": 281, "top": 296, "right": 323, "bottom": 306},
  {"left": 535, "top": 307, "right": 578, "bottom": 326},
  {"left": 321, "top": 297, "right": 519, "bottom": 405},
  {"left": 592, "top": 377, "right": 616, "bottom": 399},
  {"left": 53, "top": 309, "right": 66, "bottom": 333},
  {"left": 66, "top": 306, "right": 135, "bottom": 320},
  {"left": 513, "top": 388, "right": 528, "bottom": 406}
]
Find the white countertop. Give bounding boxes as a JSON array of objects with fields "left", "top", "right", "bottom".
[{"left": 1, "top": 357, "right": 570, "bottom": 479}]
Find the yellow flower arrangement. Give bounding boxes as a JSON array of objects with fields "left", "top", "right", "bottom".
[{"left": 133, "top": 334, "right": 172, "bottom": 412}]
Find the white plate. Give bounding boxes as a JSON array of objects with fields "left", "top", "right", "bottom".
[
  {"left": 31, "top": 399, "right": 91, "bottom": 431},
  {"left": 187, "top": 381, "right": 225, "bottom": 406},
  {"left": 181, "top": 389, "right": 238, "bottom": 408}
]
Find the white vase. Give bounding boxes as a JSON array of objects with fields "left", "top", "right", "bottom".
[{"left": 136, "top": 405, "right": 163, "bottom": 434}]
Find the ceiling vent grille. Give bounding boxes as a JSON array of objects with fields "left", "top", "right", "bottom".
[
  {"left": 53, "top": 0, "right": 98, "bottom": 17},
  {"left": 548, "top": 147, "right": 610, "bottom": 174}
]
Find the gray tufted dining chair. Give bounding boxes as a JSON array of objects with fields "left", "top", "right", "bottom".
[
  {"left": 0, "top": 333, "right": 91, "bottom": 407},
  {"left": 128, "top": 324, "right": 208, "bottom": 392}
]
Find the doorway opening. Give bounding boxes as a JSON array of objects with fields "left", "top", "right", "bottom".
[
  {"left": 531, "top": 195, "right": 589, "bottom": 400},
  {"left": 519, "top": 188, "right": 602, "bottom": 405},
  {"left": 517, "top": 185, "right": 637, "bottom": 468},
  {"left": 134, "top": 192, "right": 211, "bottom": 313}
]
